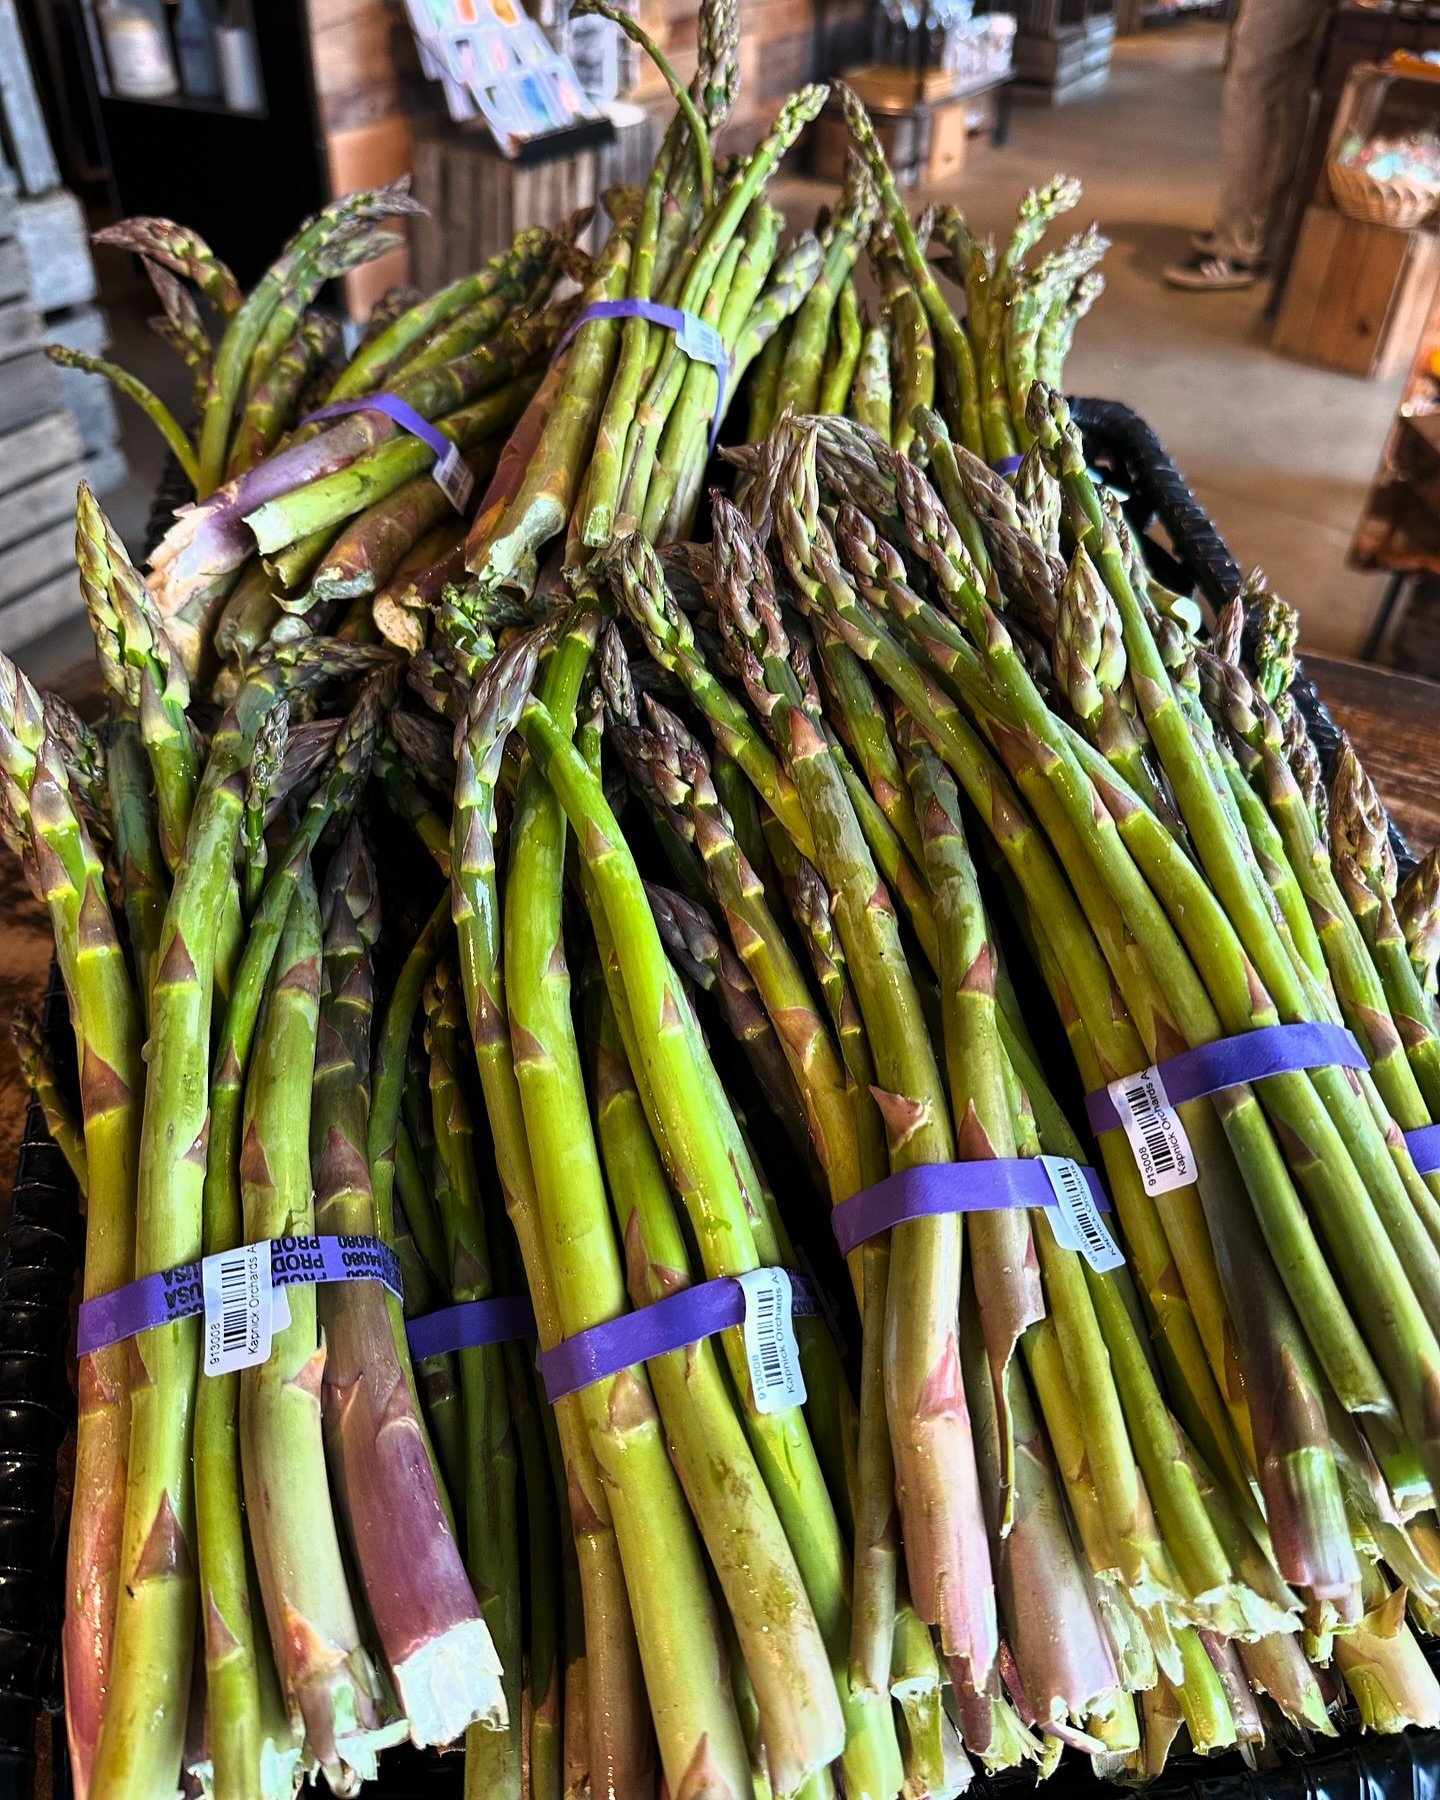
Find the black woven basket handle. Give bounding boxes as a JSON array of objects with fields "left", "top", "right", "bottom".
[
  {"left": 1070, "top": 397, "right": 1417, "bottom": 879},
  {"left": 0, "top": 965, "right": 81, "bottom": 1800}
]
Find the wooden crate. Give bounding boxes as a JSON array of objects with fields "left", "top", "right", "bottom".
[
  {"left": 812, "top": 95, "right": 928, "bottom": 186},
  {"left": 408, "top": 107, "right": 656, "bottom": 291},
  {"left": 1274, "top": 205, "right": 1440, "bottom": 380}
]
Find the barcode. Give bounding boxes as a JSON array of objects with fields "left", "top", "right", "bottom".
[
  {"left": 737, "top": 1269, "right": 807, "bottom": 1415},
  {"left": 201, "top": 1241, "right": 274, "bottom": 1376},
  {"left": 1040, "top": 1157, "right": 1125, "bottom": 1273},
  {"left": 1106, "top": 1066, "right": 1194, "bottom": 1197},
  {"left": 433, "top": 445, "right": 473, "bottom": 512},
  {"left": 752, "top": 1286, "right": 784, "bottom": 1387},
  {"left": 219, "top": 1255, "right": 250, "bottom": 1354},
  {"left": 1122, "top": 1080, "right": 1178, "bottom": 1176}
]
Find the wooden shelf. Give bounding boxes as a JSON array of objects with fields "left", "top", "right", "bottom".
[{"left": 1351, "top": 282, "right": 1440, "bottom": 578}]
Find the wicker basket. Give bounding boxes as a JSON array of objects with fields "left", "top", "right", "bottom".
[{"left": 1329, "top": 155, "right": 1439, "bottom": 230}]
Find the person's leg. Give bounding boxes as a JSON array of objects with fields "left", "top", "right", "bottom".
[{"left": 1210, "top": 0, "right": 1326, "bottom": 263}]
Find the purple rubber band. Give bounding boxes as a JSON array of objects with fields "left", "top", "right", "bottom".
[
  {"left": 1407, "top": 1125, "right": 1440, "bottom": 1177},
  {"left": 830, "top": 1160, "right": 1109, "bottom": 1260},
  {"left": 1085, "top": 1022, "right": 1367, "bottom": 1135},
  {"left": 407, "top": 1295, "right": 537, "bottom": 1361},
  {"left": 306, "top": 394, "right": 454, "bottom": 462},
  {"left": 77, "top": 1234, "right": 403, "bottom": 1357},
  {"left": 554, "top": 298, "right": 730, "bottom": 452},
  {"left": 992, "top": 454, "right": 1024, "bottom": 477},
  {"left": 539, "top": 1269, "right": 816, "bottom": 1403}
]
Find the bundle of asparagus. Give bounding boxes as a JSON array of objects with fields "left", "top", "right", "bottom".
[
  {"left": 63, "top": 181, "right": 581, "bottom": 688},
  {"left": 24, "top": 3, "right": 1440, "bottom": 1796}
]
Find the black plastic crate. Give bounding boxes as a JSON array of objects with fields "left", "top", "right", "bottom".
[{"left": 6, "top": 409, "right": 1439, "bottom": 1800}]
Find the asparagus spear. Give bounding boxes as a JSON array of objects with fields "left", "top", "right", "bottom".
[
  {"left": 587, "top": 969, "right": 844, "bottom": 1798},
  {"left": 94, "top": 214, "right": 241, "bottom": 313},
  {"left": 11, "top": 1004, "right": 87, "bottom": 1189},
  {"left": 328, "top": 227, "right": 553, "bottom": 399},
  {"left": 196, "top": 181, "right": 423, "bottom": 494},
  {"left": 849, "top": 317, "right": 894, "bottom": 444},
  {"left": 238, "top": 865, "right": 396, "bottom": 1782},
  {"left": 421, "top": 960, "right": 520, "bottom": 1790},
  {"left": 7, "top": 707, "right": 143, "bottom": 1800},
  {"left": 818, "top": 277, "right": 863, "bottom": 418},
  {"left": 316, "top": 833, "right": 507, "bottom": 1747},
  {"left": 450, "top": 618, "right": 655, "bottom": 1800},
  {"left": 46, "top": 342, "right": 198, "bottom": 486},
  {"left": 501, "top": 617, "right": 754, "bottom": 1799},
  {"left": 840, "top": 92, "right": 982, "bottom": 456},
  {"left": 88, "top": 639, "right": 389, "bottom": 1800}
]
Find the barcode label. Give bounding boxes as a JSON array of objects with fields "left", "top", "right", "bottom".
[
  {"left": 1105, "top": 1066, "right": 1195, "bottom": 1196},
  {"left": 202, "top": 1243, "right": 274, "bottom": 1376},
  {"left": 675, "top": 313, "right": 728, "bottom": 372},
  {"left": 432, "top": 443, "right": 474, "bottom": 514},
  {"left": 737, "top": 1269, "right": 806, "bottom": 1415},
  {"left": 1040, "top": 1156, "right": 1125, "bottom": 1272}
]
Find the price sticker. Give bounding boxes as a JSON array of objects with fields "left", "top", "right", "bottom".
[
  {"left": 1105, "top": 1065, "right": 1196, "bottom": 1196},
  {"left": 737, "top": 1268, "right": 806, "bottom": 1415},
  {"left": 1041, "top": 1156, "right": 1125, "bottom": 1272},
  {"left": 202, "top": 1243, "right": 274, "bottom": 1376},
  {"left": 432, "top": 443, "right": 474, "bottom": 513}
]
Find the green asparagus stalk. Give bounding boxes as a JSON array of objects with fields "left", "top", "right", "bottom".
[
  {"left": 10, "top": 711, "right": 143, "bottom": 1800},
  {"left": 849, "top": 317, "right": 893, "bottom": 443},
  {"left": 501, "top": 619, "right": 754, "bottom": 1800},
  {"left": 93, "top": 215, "right": 242, "bottom": 315},
  {"left": 449, "top": 613, "right": 656, "bottom": 1800},
  {"left": 238, "top": 866, "right": 395, "bottom": 1783},
  {"left": 196, "top": 182, "right": 422, "bottom": 493},
  {"left": 329, "top": 228, "right": 553, "bottom": 399},
  {"left": 46, "top": 344, "right": 199, "bottom": 486},
  {"left": 88, "top": 638, "right": 389, "bottom": 1800},
  {"left": 819, "top": 277, "right": 864, "bottom": 418},
  {"left": 11, "top": 1004, "right": 87, "bottom": 1189},
  {"left": 840, "top": 92, "right": 982, "bottom": 456},
  {"left": 316, "top": 834, "right": 507, "bottom": 1748},
  {"left": 226, "top": 311, "right": 342, "bottom": 478},
  {"left": 105, "top": 718, "right": 167, "bottom": 1014},
  {"left": 588, "top": 971, "right": 845, "bottom": 1797}
]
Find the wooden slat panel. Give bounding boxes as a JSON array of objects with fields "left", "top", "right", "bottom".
[
  {"left": 1271, "top": 207, "right": 1437, "bottom": 379},
  {"left": 0, "top": 349, "right": 59, "bottom": 431},
  {"left": 0, "top": 410, "right": 83, "bottom": 496},
  {"left": 0, "top": 462, "right": 83, "bottom": 552},
  {"left": 0, "top": 567, "right": 81, "bottom": 653},
  {"left": 13, "top": 189, "right": 96, "bottom": 314},
  {"left": 1274, "top": 207, "right": 1343, "bottom": 360},
  {"left": 0, "top": 294, "right": 40, "bottom": 361},
  {"left": 0, "top": 516, "right": 73, "bottom": 604},
  {"left": 1316, "top": 223, "right": 1406, "bottom": 375},
  {"left": 0, "top": 0, "right": 58, "bottom": 195},
  {"left": 1379, "top": 232, "right": 1440, "bottom": 381}
]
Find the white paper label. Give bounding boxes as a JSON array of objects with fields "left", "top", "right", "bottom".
[
  {"left": 202, "top": 1243, "right": 275, "bottom": 1375},
  {"left": 1041, "top": 1156, "right": 1125, "bottom": 1272},
  {"left": 104, "top": 20, "right": 178, "bottom": 95},
  {"left": 432, "top": 443, "right": 474, "bottom": 513},
  {"left": 737, "top": 1268, "right": 806, "bottom": 1415},
  {"left": 1105, "top": 1066, "right": 1196, "bottom": 1196}
]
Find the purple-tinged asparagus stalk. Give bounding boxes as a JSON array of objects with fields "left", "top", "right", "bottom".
[
  {"left": 314, "top": 825, "right": 507, "bottom": 1746},
  {"left": 238, "top": 866, "right": 399, "bottom": 1782},
  {"left": 0, "top": 682, "right": 144, "bottom": 1800}
]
